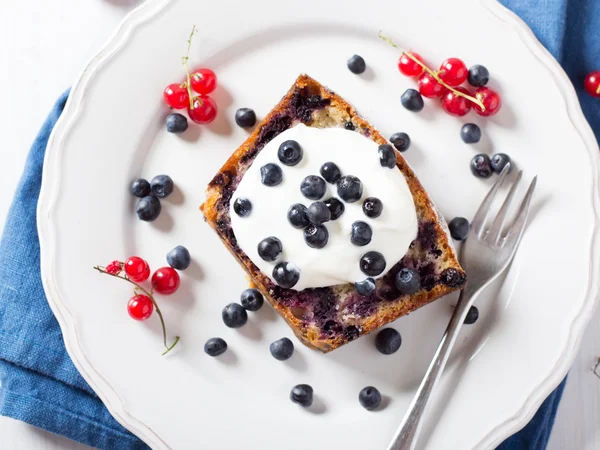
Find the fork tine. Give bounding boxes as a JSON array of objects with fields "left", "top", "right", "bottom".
[
  {"left": 504, "top": 176, "right": 537, "bottom": 245},
  {"left": 485, "top": 170, "right": 523, "bottom": 246},
  {"left": 471, "top": 163, "right": 512, "bottom": 238}
]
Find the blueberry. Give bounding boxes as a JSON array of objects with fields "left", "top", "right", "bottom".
[
  {"left": 233, "top": 198, "right": 252, "bottom": 217},
  {"left": 235, "top": 108, "right": 257, "bottom": 128},
  {"left": 166, "top": 245, "right": 191, "bottom": 270},
  {"left": 461, "top": 123, "right": 481, "bottom": 144},
  {"left": 390, "top": 132, "right": 411, "bottom": 152},
  {"left": 358, "top": 386, "right": 382, "bottom": 411},
  {"left": 300, "top": 175, "right": 326, "bottom": 200},
  {"left": 130, "top": 178, "right": 151, "bottom": 198},
  {"left": 290, "top": 384, "right": 313, "bottom": 407},
  {"left": 351, "top": 221, "right": 373, "bottom": 246},
  {"left": 395, "top": 268, "right": 421, "bottom": 294},
  {"left": 288, "top": 203, "right": 310, "bottom": 228},
  {"left": 347, "top": 54, "right": 366, "bottom": 74},
  {"left": 359, "top": 251, "right": 386, "bottom": 276},
  {"left": 273, "top": 262, "right": 300, "bottom": 289},
  {"left": 260, "top": 163, "right": 283, "bottom": 186},
  {"left": 150, "top": 174, "right": 174, "bottom": 198},
  {"left": 464, "top": 306, "right": 479, "bottom": 324},
  {"left": 401, "top": 89, "right": 424, "bottom": 112},
  {"left": 378, "top": 144, "right": 397, "bottom": 168},
  {"left": 320, "top": 162, "right": 341, "bottom": 184},
  {"left": 204, "top": 337, "right": 227, "bottom": 356},
  {"left": 449, "top": 217, "right": 470, "bottom": 240},
  {"left": 165, "top": 113, "right": 188, "bottom": 133},
  {"left": 344, "top": 121, "right": 355, "bottom": 131},
  {"left": 136, "top": 196, "right": 161, "bottom": 221},
  {"left": 222, "top": 303, "right": 248, "bottom": 328},
  {"left": 362, "top": 197, "right": 383, "bottom": 218},
  {"left": 467, "top": 65, "right": 490, "bottom": 87},
  {"left": 307, "top": 201, "right": 331, "bottom": 224},
  {"left": 471, "top": 154, "right": 493, "bottom": 178},
  {"left": 240, "top": 288, "right": 264, "bottom": 311},
  {"left": 257, "top": 237, "right": 282, "bottom": 262},
  {"left": 323, "top": 197, "right": 344, "bottom": 220},
  {"left": 337, "top": 175, "right": 363, "bottom": 203},
  {"left": 304, "top": 224, "right": 329, "bottom": 249},
  {"left": 270, "top": 337, "right": 294, "bottom": 361},
  {"left": 355, "top": 278, "right": 376, "bottom": 296},
  {"left": 375, "top": 328, "right": 402, "bottom": 355},
  {"left": 278, "top": 140, "right": 303, "bottom": 166},
  {"left": 491, "top": 153, "right": 511, "bottom": 173}
]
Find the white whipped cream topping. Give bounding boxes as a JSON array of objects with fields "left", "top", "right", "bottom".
[{"left": 230, "top": 124, "right": 418, "bottom": 291}]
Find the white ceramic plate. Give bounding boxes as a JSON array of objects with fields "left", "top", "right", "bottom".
[{"left": 37, "top": 0, "right": 600, "bottom": 448}]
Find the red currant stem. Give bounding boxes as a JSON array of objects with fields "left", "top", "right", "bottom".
[
  {"left": 181, "top": 25, "right": 201, "bottom": 110},
  {"left": 596, "top": 84, "right": 600, "bottom": 95},
  {"left": 93, "top": 266, "right": 180, "bottom": 356},
  {"left": 378, "top": 31, "right": 486, "bottom": 111}
]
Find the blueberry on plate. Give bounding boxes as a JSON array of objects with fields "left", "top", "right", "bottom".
[
  {"left": 278, "top": 140, "right": 303, "bottom": 166},
  {"left": 362, "top": 197, "right": 383, "bottom": 218},
  {"left": 304, "top": 224, "right": 329, "bottom": 249},
  {"left": 464, "top": 306, "right": 479, "bottom": 324},
  {"left": 270, "top": 337, "right": 294, "bottom": 361},
  {"left": 235, "top": 108, "right": 257, "bottom": 128},
  {"left": 448, "top": 217, "right": 470, "bottom": 241},
  {"left": 204, "top": 337, "right": 227, "bottom": 357},
  {"left": 166, "top": 245, "right": 191, "bottom": 270},
  {"left": 240, "top": 288, "right": 264, "bottom": 311},
  {"left": 150, "top": 174, "right": 174, "bottom": 198},
  {"left": 395, "top": 268, "right": 421, "bottom": 295},
  {"left": 378, "top": 144, "right": 397, "bottom": 168},
  {"left": 390, "top": 132, "right": 411, "bottom": 152},
  {"left": 323, "top": 197, "right": 344, "bottom": 220},
  {"left": 290, "top": 384, "right": 313, "bottom": 407},
  {"left": 467, "top": 64, "right": 490, "bottom": 87},
  {"left": 233, "top": 198, "right": 252, "bottom": 217},
  {"left": 359, "top": 386, "right": 382, "bottom": 411},
  {"left": 359, "top": 251, "right": 386, "bottom": 276},
  {"left": 222, "top": 303, "right": 248, "bottom": 328},
  {"left": 136, "top": 196, "right": 161, "bottom": 222},
  {"left": 272, "top": 262, "right": 300, "bottom": 289},
  {"left": 337, "top": 175, "right": 363, "bottom": 203},
  {"left": 375, "top": 328, "right": 402, "bottom": 355},
  {"left": 165, "top": 113, "right": 188, "bottom": 133},
  {"left": 288, "top": 203, "right": 310, "bottom": 228},
  {"left": 320, "top": 162, "right": 341, "bottom": 184},
  {"left": 347, "top": 54, "right": 366, "bottom": 74},
  {"left": 260, "top": 163, "right": 283, "bottom": 186},
  {"left": 491, "top": 153, "right": 511, "bottom": 174},
  {"left": 355, "top": 278, "right": 376, "bottom": 296},
  {"left": 257, "top": 237, "right": 283, "bottom": 262},
  {"left": 130, "top": 178, "right": 151, "bottom": 198},
  {"left": 300, "top": 175, "right": 326, "bottom": 200},
  {"left": 344, "top": 121, "right": 355, "bottom": 131},
  {"left": 470, "top": 154, "right": 493, "bottom": 178},
  {"left": 351, "top": 221, "right": 373, "bottom": 246},
  {"left": 460, "top": 123, "right": 481, "bottom": 144},
  {"left": 307, "top": 201, "right": 331, "bottom": 224},
  {"left": 401, "top": 89, "right": 424, "bottom": 112}
]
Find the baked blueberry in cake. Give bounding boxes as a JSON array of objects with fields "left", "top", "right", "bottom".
[{"left": 201, "top": 74, "right": 466, "bottom": 352}]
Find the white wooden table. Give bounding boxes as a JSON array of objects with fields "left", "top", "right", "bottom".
[{"left": 0, "top": 1, "right": 598, "bottom": 449}]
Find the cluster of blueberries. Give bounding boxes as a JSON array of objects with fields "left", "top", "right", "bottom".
[{"left": 130, "top": 175, "right": 174, "bottom": 222}]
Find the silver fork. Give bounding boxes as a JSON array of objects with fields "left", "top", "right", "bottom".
[{"left": 387, "top": 164, "right": 537, "bottom": 450}]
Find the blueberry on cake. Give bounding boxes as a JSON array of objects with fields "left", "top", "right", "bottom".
[{"left": 201, "top": 74, "right": 466, "bottom": 352}]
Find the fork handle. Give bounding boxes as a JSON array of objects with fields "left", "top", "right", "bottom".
[{"left": 387, "top": 284, "right": 479, "bottom": 450}]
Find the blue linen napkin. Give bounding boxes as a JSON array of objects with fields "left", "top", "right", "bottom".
[{"left": 0, "top": 1, "right": 597, "bottom": 448}]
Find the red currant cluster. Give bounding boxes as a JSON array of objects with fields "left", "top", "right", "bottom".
[{"left": 584, "top": 71, "right": 600, "bottom": 98}]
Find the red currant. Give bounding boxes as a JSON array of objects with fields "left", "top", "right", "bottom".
[
  {"left": 190, "top": 69, "right": 217, "bottom": 95},
  {"left": 418, "top": 72, "right": 448, "bottom": 98},
  {"left": 164, "top": 83, "right": 189, "bottom": 109},
  {"left": 441, "top": 87, "right": 473, "bottom": 116},
  {"left": 438, "top": 58, "right": 468, "bottom": 87},
  {"left": 124, "top": 257, "right": 150, "bottom": 282},
  {"left": 106, "top": 260, "right": 122, "bottom": 275},
  {"left": 473, "top": 87, "right": 502, "bottom": 116},
  {"left": 188, "top": 96, "right": 218, "bottom": 124},
  {"left": 398, "top": 52, "right": 424, "bottom": 77},
  {"left": 151, "top": 267, "right": 180, "bottom": 295},
  {"left": 584, "top": 71, "right": 600, "bottom": 98},
  {"left": 127, "top": 294, "right": 154, "bottom": 321}
]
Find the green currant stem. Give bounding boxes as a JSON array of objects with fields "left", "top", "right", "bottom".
[
  {"left": 93, "top": 266, "right": 180, "bottom": 356},
  {"left": 181, "top": 25, "right": 201, "bottom": 110},
  {"left": 378, "top": 31, "right": 486, "bottom": 111}
]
